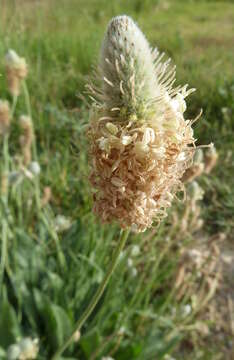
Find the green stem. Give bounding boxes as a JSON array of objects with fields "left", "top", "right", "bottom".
[
  {"left": 3, "top": 134, "right": 10, "bottom": 175},
  {"left": 0, "top": 93, "right": 18, "bottom": 296},
  {"left": 22, "top": 80, "right": 32, "bottom": 119},
  {"left": 0, "top": 135, "right": 10, "bottom": 297},
  {"left": 0, "top": 219, "right": 8, "bottom": 298},
  {"left": 11, "top": 94, "right": 18, "bottom": 119},
  {"left": 22, "top": 80, "right": 37, "bottom": 159},
  {"left": 51, "top": 228, "right": 130, "bottom": 360},
  {"left": 40, "top": 211, "right": 67, "bottom": 271},
  {"left": 22, "top": 80, "right": 41, "bottom": 210}
]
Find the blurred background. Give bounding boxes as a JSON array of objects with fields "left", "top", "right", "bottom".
[{"left": 0, "top": 0, "right": 233, "bottom": 359}]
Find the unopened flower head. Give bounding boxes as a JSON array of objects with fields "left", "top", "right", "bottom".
[
  {"left": 29, "top": 161, "right": 41, "bottom": 176},
  {"left": 54, "top": 215, "right": 71, "bottom": 233},
  {"left": 204, "top": 144, "right": 218, "bottom": 174},
  {"left": 131, "top": 244, "right": 140, "bottom": 256},
  {"left": 188, "top": 181, "right": 204, "bottom": 202},
  {"left": 182, "top": 148, "right": 204, "bottom": 183},
  {"left": 18, "top": 337, "right": 39, "bottom": 360},
  {"left": 7, "top": 344, "right": 21, "bottom": 360},
  {"left": 164, "top": 355, "right": 177, "bottom": 360},
  {"left": 73, "top": 330, "right": 81, "bottom": 342},
  {"left": 88, "top": 15, "right": 198, "bottom": 232},
  {"left": 181, "top": 303, "right": 192, "bottom": 317},
  {"left": 5, "top": 49, "right": 28, "bottom": 96},
  {"left": 0, "top": 99, "right": 10, "bottom": 135},
  {"left": 7, "top": 338, "right": 39, "bottom": 360}
]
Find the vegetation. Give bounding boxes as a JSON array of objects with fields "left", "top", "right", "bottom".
[{"left": 0, "top": 0, "right": 233, "bottom": 359}]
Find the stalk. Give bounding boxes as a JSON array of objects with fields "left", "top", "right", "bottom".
[
  {"left": 22, "top": 82, "right": 65, "bottom": 269},
  {"left": 22, "top": 80, "right": 38, "bottom": 160},
  {"left": 0, "top": 134, "right": 10, "bottom": 297},
  {"left": 22, "top": 80, "right": 41, "bottom": 210},
  {"left": 40, "top": 212, "right": 67, "bottom": 272},
  {"left": 0, "top": 219, "right": 8, "bottom": 297},
  {"left": 11, "top": 94, "right": 18, "bottom": 119},
  {"left": 0, "top": 93, "right": 19, "bottom": 296},
  {"left": 51, "top": 228, "right": 130, "bottom": 360}
]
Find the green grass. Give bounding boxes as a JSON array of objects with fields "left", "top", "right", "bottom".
[{"left": 0, "top": 0, "right": 233, "bottom": 359}]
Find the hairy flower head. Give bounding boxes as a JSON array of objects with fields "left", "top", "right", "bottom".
[
  {"left": 5, "top": 49, "right": 28, "bottom": 96},
  {"left": 88, "top": 15, "right": 198, "bottom": 232}
]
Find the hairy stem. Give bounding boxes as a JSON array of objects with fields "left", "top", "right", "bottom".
[{"left": 51, "top": 228, "right": 130, "bottom": 360}]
